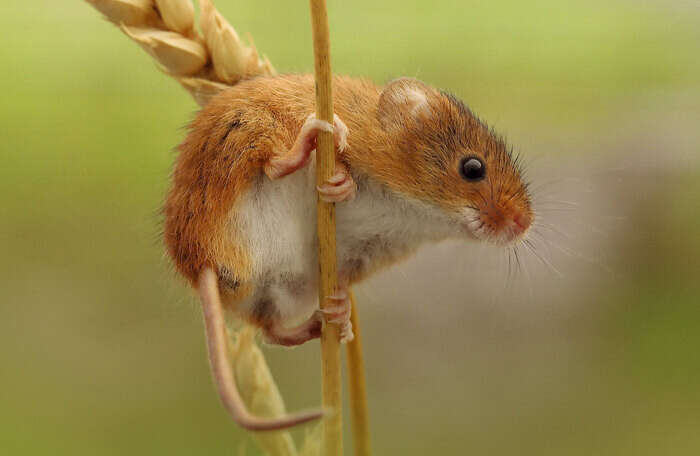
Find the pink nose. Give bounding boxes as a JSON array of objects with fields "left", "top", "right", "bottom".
[{"left": 511, "top": 211, "right": 532, "bottom": 235}]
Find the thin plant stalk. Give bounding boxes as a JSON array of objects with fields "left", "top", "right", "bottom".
[
  {"left": 309, "top": 0, "right": 343, "bottom": 454},
  {"left": 346, "top": 292, "right": 371, "bottom": 456}
]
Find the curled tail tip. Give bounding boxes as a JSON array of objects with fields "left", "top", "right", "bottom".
[
  {"left": 236, "top": 408, "right": 324, "bottom": 432},
  {"left": 199, "top": 266, "right": 322, "bottom": 433}
]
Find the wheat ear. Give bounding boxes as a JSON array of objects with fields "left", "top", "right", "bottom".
[
  {"left": 85, "top": 0, "right": 275, "bottom": 106},
  {"left": 230, "top": 328, "right": 299, "bottom": 456}
]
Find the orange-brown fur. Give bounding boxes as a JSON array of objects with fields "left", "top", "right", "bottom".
[{"left": 164, "top": 74, "right": 531, "bottom": 289}]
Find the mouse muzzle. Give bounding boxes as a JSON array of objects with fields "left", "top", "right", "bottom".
[{"left": 461, "top": 202, "right": 533, "bottom": 245}]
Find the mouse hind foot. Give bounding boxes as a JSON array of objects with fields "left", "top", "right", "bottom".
[
  {"left": 260, "top": 286, "right": 354, "bottom": 346},
  {"left": 263, "top": 314, "right": 323, "bottom": 346}
]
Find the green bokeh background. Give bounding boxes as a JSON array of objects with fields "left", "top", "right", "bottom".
[{"left": 1, "top": 1, "right": 699, "bottom": 454}]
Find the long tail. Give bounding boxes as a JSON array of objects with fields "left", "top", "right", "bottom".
[
  {"left": 85, "top": 0, "right": 275, "bottom": 106},
  {"left": 198, "top": 268, "right": 324, "bottom": 431}
]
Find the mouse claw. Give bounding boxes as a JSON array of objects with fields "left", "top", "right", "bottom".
[
  {"left": 320, "top": 288, "right": 353, "bottom": 343},
  {"left": 304, "top": 113, "right": 334, "bottom": 134},
  {"left": 332, "top": 114, "right": 349, "bottom": 152},
  {"left": 317, "top": 161, "right": 356, "bottom": 203},
  {"left": 340, "top": 320, "right": 354, "bottom": 343},
  {"left": 321, "top": 305, "right": 349, "bottom": 324}
]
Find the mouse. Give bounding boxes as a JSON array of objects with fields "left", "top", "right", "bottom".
[{"left": 164, "top": 74, "right": 534, "bottom": 430}]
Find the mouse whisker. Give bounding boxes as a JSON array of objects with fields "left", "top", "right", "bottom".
[
  {"left": 532, "top": 220, "right": 571, "bottom": 240},
  {"left": 513, "top": 244, "right": 523, "bottom": 277},
  {"left": 501, "top": 189, "right": 522, "bottom": 206},
  {"left": 506, "top": 246, "right": 514, "bottom": 289},
  {"left": 522, "top": 238, "right": 563, "bottom": 278},
  {"left": 498, "top": 246, "right": 514, "bottom": 294},
  {"left": 532, "top": 198, "right": 580, "bottom": 208},
  {"left": 518, "top": 242, "right": 535, "bottom": 300},
  {"left": 535, "top": 233, "right": 613, "bottom": 274}
]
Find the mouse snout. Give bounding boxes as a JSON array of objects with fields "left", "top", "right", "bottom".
[
  {"left": 463, "top": 202, "right": 532, "bottom": 244},
  {"left": 495, "top": 205, "right": 532, "bottom": 243},
  {"left": 511, "top": 210, "right": 532, "bottom": 237}
]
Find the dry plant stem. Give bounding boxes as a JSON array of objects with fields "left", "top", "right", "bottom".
[
  {"left": 309, "top": 0, "right": 343, "bottom": 455},
  {"left": 346, "top": 292, "right": 371, "bottom": 456},
  {"left": 198, "top": 267, "right": 323, "bottom": 431}
]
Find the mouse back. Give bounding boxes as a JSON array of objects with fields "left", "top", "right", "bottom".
[{"left": 163, "top": 87, "right": 278, "bottom": 285}]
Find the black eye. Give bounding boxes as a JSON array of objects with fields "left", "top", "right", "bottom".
[{"left": 460, "top": 156, "right": 486, "bottom": 182}]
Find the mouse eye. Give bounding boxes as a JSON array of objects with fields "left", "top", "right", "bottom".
[{"left": 460, "top": 156, "right": 486, "bottom": 182}]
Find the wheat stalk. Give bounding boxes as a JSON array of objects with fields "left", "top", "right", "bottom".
[
  {"left": 85, "top": 0, "right": 275, "bottom": 106},
  {"left": 307, "top": 1, "right": 344, "bottom": 454}
]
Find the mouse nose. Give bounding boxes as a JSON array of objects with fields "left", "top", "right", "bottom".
[{"left": 511, "top": 210, "right": 532, "bottom": 236}]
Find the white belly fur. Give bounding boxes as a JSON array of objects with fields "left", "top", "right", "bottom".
[
  {"left": 228, "top": 159, "right": 462, "bottom": 326},
  {"left": 230, "top": 158, "right": 319, "bottom": 324}
]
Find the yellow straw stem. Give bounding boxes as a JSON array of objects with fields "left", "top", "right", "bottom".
[
  {"left": 346, "top": 292, "right": 371, "bottom": 456},
  {"left": 309, "top": 0, "right": 343, "bottom": 454}
]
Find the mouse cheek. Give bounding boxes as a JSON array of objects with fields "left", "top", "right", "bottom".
[{"left": 458, "top": 206, "right": 488, "bottom": 240}]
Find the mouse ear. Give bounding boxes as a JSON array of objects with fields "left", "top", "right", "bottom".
[{"left": 377, "top": 78, "right": 435, "bottom": 131}]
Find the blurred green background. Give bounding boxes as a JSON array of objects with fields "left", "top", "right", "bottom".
[{"left": 1, "top": 1, "right": 699, "bottom": 454}]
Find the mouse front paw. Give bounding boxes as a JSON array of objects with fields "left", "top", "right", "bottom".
[
  {"left": 264, "top": 113, "right": 349, "bottom": 180},
  {"left": 264, "top": 114, "right": 331, "bottom": 179},
  {"left": 318, "top": 114, "right": 354, "bottom": 203}
]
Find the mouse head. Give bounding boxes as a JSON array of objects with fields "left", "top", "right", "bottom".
[{"left": 377, "top": 78, "right": 533, "bottom": 244}]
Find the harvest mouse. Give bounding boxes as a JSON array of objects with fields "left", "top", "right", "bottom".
[{"left": 164, "top": 74, "right": 534, "bottom": 430}]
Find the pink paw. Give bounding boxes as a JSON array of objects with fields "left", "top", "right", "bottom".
[{"left": 264, "top": 114, "right": 334, "bottom": 180}]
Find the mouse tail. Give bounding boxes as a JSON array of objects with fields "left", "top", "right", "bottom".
[{"left": 197, "top": 267, "right": 323, "bottom": 431}]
